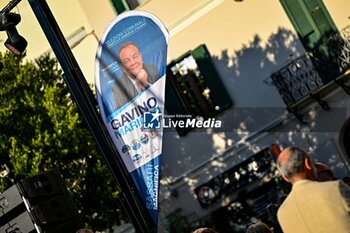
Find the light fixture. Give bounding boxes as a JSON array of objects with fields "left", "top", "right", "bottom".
[
  {"left": 3, "top": 13, "right": 27, "bottom": 55},
  {"left": 0, "top": 0, "right": 27, "bottom": 55}
]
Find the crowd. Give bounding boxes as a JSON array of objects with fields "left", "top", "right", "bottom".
[{"left": 193, "top": 146, "right": 350, "bottom": 233}]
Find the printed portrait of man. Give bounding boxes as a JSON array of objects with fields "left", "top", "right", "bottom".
[{"left": 111, "top": 41, "right": 160, "bottom": 110}]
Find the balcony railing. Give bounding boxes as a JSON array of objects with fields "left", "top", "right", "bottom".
[{"left": 271, "top": 26, "right": 350, "bottom": 120}]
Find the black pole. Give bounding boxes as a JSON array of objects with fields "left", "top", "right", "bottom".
[{"left": 27, "top": 0, "right": 157, "bottom": 232}]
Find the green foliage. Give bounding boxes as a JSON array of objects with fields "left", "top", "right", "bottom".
[{"left": 0, "top": 52, "right": 128, "bottom": 230}]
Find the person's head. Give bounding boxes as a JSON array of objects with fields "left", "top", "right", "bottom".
[
  {"left": 277, "top": 146, "right": 318, "bottom": 184},
  {"left": 246, "top": 222, "right": 273, "bottom": 233},
  {"left": 192, "top": 227, "right": 219, "bottom": 233},
  {"left": 118, "top": 42, "right": 143, "bottom": 79},
  {"left": 76, "top": 229, "right": 93, "bottom": 233},
  {"left": 315, "top": 162, "right": 337, "bottom": 181}
]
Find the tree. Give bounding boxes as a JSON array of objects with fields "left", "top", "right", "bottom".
[{"left": 0, "top": 52, "right": 128, "bottom": 231}]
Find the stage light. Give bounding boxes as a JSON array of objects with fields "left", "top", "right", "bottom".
[
  {"left": 2, "top": 13, "right": 27, "bottom": 55},
  {"left": 0, "top": 0, "right": 27, "bottom": 55},
  {"left": 4, "top": 25, "right": 27, "bottom": 55}
]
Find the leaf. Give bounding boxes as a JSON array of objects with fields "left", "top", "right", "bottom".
[{"left": 0, "top": 52, "right": 127, "bottom": 230}]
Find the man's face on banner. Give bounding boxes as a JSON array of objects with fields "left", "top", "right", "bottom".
[{"left": 120, "top": 44, "right": 143, "bottom": 79}]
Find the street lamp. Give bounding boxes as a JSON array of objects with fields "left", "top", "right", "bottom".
[
  {"left": 0, "top": 0, "right": 27, "bottom": 55},
  {"left": 3, "top": 12, "right": 27, "bottom": 54}
]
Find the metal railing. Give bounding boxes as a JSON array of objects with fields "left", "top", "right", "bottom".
[{"left": 271, "top": 26, "right": 350, "bottom": 112}]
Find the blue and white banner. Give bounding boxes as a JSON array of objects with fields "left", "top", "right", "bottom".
[{"left": 95, "top": 10, "right": 168, "bottom": 225}]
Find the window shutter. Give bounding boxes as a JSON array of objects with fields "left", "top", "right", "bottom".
[
  {"left": 304, "top": 0, "right": 337, "bottom": 36},
  {"left": 280, "top": 0, "right": 337, "bottom": 51},
  {"left": 165, "top": 44, "right": 232, "bottom": 136},
  {"left": 110, "top": 0, "right": 126, "bottom": 14},
  {"left": 191, "top": 44, "right": 233, "bottom": 113}
]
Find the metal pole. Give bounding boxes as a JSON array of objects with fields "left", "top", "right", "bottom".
[{"left": 27, "top": 0, "right": 157, "bottom": 232}]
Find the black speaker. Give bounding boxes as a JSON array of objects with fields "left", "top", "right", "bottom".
[
  {"left": 17, "top": 169, "right": 67, "bottom": 204},
  {"left": 0, "top": 185, "right": 24, "bottom": 219},
  {"left": 0, "top": 169, "right": 83, "bottom": 233},
  {"left": 0, "top": 211, "right": 36, "bottom": 233},
  {"left": 30, "top": 194, "right": 82, "bottom": 230}
]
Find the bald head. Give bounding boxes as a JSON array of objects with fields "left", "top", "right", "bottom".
[{"left": 277, "top": 147, "right": 317, "bottom": 183}]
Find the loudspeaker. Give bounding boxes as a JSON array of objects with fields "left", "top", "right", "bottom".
[
  {"left": 0, "top": 211, "right": 36, "bottom": 233},
  {"left": 17, "top": 169, "right": 67, "bottom": 204},
  {"left": 0, "top": 185, "right": 24, "bottom": 220},
  {"left": 30, "top": 194, "right": 82, "bottom": 229},
  {"left": 0, "top": 169, "right": 83, "bottom": 233}
]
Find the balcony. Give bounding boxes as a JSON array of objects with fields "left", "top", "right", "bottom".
[{"left": 271, "top": 26, "right": 350, "bottom": 122}]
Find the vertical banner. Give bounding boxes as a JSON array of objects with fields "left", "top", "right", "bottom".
[{"left": 95, "top": 11, "right": 169, "bottom": 226}]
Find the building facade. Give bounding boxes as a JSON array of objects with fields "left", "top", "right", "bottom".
[
  {"left": 5, "top": 0, "right": 350, "bottom": 232},
  {"left": 133, "top": 1, "right": 350, "bottom": 232}
]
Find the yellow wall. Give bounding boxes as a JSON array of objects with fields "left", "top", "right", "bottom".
[
  {"left": 0, "top": 0, "right": 347, "bottom": 85},
  {"left": 324, "top": 0, "right": 350, "bottom": 30},
  {"left": 77, "top": 0, "right": 116, "bottom": 38},
  {"left": 0, "top": 0, "right": 108, "bottom": 84},
  {"left": 141, "top": 0, "right": 297, "bottom": 61},
  {"left": 0, "top": 1, "right": 91, "bottom": 55},
  {"left": 141, "top": 0, "right": 211, "bottom": 28},
  {"left": 141, "top": 0, "right": 350, "bottom": 61}
]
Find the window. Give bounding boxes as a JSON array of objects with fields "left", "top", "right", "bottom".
[
  {"left": 280, "top": 0, "right": 338, "bottom": 51},
  {"left": 110, "top": 0, "right": 147, "bottom": 14},
  {"left": 165, "top": 44, "right": 232, "bottom": 136},
  {"left": 194, "top": 148, "right": 279, "bottom": 207}
]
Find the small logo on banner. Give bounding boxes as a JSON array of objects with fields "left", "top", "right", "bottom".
[
  {"left": 132, "top": 154, "right": 142, "bottom": 162},
  {"left": 143, "top": 109, "right": 162, "bottom": 129},
  {"left": 150, "top": 129, "right": 158, "bottom": 138},
  {"left": 122, "top": 145, "right": 131, "bottom": 154},
  {"left": 142, "top": 149, "right": 150, "bottom": 159},
  {"left": 131, "top": 139, "right": 141, "bottom": 151},
  {"left": 151, "top": 144, "right": 159, "bottom": 154},
  {"left": 140, "top": 133, "right": 150, "bottom": 144}
]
